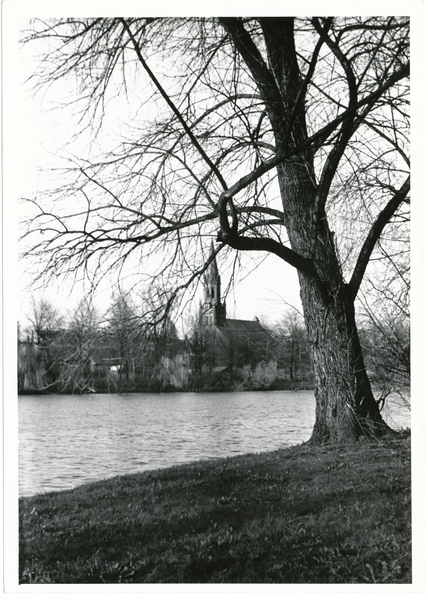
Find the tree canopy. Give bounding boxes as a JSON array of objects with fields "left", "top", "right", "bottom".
[{"left": 21, "top": 17, "right": 409, "bottom": 312}]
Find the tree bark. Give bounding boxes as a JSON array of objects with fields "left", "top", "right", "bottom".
[{"left": 299, "top": 272, "right": 390, "bottom": 442}]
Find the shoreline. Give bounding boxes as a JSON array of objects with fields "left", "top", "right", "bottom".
[{"left": 18, "top": 379, "right": 316, "bottom": 396}]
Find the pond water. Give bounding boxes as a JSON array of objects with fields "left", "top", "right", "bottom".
[{"left": 18, "top": 390, "right": 410, "bottom": 497}]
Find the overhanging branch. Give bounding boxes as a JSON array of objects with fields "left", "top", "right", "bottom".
[
  {"left": 216, "top": 214, "right": 319, "bottom": 280},
  {"left": 347, "top": 175, "right": 410, "bottom": 300},
  {"left": 220, "top": 62, "right": 409, "bottom": 203}
]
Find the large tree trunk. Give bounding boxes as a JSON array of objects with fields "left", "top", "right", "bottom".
[
  {"left": 276, "top": 161, "right": 391, "bottom": 442},
  {"left": 298, "top": 272, "right": 390, "bottom": 443}
]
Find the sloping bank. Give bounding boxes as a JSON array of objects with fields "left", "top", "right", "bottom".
[{"left": 19, "top": 432, "right": 411, "bottom": 584}]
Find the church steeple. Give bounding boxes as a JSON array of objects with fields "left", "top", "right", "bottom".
[{"left": 201, "top": 242, "right": 226, "bottom": 326}]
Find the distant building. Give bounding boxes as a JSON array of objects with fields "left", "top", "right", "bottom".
[
  {"left": 195, "top": 243, "right": 272, "bottom": 377},
  {"left": 200, "top": 244, "right": 226, "bottom": 327},
  {"left": 193, "top": 245, "right": 313, "bottom": 387},
  {"left": 199, "top": 242, "right": 267, "bottom": 336}
]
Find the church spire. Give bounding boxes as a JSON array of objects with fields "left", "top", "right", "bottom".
[
  {"left": 209, "top": 240, "right": 219, "bottom": 278},
  {"left": 201, "top": 241, "right": 226, "bottom": 326}
]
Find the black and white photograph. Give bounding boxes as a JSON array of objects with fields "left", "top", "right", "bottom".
[{"left": 2, "top": 0, "right": 424, "bottom": 594}]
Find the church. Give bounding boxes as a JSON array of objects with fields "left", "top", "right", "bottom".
[{"left": 199, "top": 246, "right": 270, "bottom": 352}]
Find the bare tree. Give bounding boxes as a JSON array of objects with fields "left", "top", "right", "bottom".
[
  {"left": 55, "top": 298, "right": 101, "bottom": 393},
  {"left": 21, "top": 17, "right": 410, "bottom": 442},
  {"left": 105, "top": 290, "right": 140, "bottom": 385},
  {"left": 359, "top": 283, "right": 410, "bottom": 408},
  {"left": 18, "top": 297, "right": 65, "bottom": 391},
  {"left": 27, "top": 297, "right": 64, "bottom": 339},
  {"left": 275, "top": 310, "right": 312, "bottom": 382}
]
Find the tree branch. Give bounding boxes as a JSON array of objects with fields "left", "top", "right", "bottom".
[
  {"left": 285, "top": 18, "right": 333, "bottom": 144},
  {"left": 218, "top": 18, "right": 284, "bottom": 130},
  {"left": 120, "top": 18, "right": 228, "bottom": 191},
  {"left": 312, "top": 17, "right": 358, "bottom": 213},
  {"left": 216, "top": 196, "right": 318, "bottom": 279},
  {"left": 219, "top": 61, "right": 409, "bottom": 203},
  {"left": 347, "top": 175, "right": 410, "bottom": 299}
]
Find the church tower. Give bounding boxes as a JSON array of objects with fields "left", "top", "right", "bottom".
[{"left": 200, "top": 242, "right": 226, "bottom": 327}]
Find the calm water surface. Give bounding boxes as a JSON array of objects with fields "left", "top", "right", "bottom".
[{"left": 19, "top": 390, "right": 409, "bottom": 497}]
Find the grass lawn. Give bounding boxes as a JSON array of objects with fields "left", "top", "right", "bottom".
[{"left": 19, "top": 431, "right": 411, "bottom": 584}]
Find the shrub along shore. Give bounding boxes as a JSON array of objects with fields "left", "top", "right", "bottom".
[{"left": 19, "top": 431, "right": 411, "bottom": 584}]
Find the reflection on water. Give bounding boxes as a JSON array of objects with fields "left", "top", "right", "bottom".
[{"left": 18, "top": 390, "right": 409, "bottom": 497}]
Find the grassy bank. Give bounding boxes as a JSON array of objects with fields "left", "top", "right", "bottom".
[{"left": 19, "top": 432, "right": 411, "bottom": 584}]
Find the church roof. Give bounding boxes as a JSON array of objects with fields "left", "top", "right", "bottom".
[{"left": 217, "top": 318, "right": 267, "bottom": 335}]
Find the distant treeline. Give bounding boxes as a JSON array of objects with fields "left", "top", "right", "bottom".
[
  {"left": 18, "top": 297, "right": 314, "bottom": 394},
  {"left": 18, "top": 296, "right": 409, "bottom": 397},
  {"left": 17, "top": 319, "right": 314, "bottom": 395}
]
